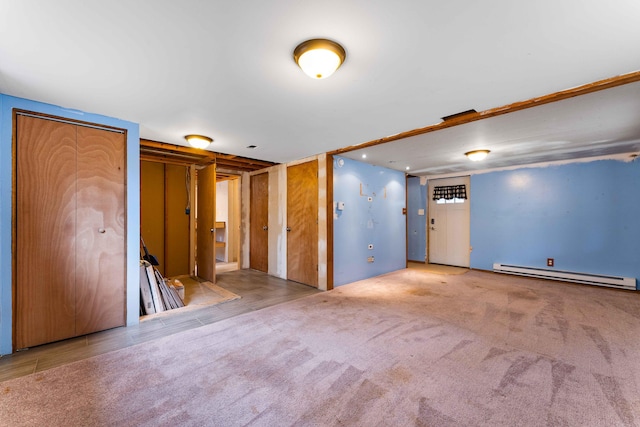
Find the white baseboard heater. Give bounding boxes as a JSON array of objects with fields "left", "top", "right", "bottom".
[{"left": 493, "top": 263, "right": 636, "bottom": 291}]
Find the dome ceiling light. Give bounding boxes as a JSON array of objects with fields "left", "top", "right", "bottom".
[
  {"left": 465, "top": 149, "right": 490, "bottom": 161},
  {"left": 293, "top": 38, "right": 346, "bottom": 79},
  {"left": 185, "top": 134, "right": 213, "bottom": 149}
]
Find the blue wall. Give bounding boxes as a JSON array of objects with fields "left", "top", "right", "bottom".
[
  {"left": 407, "top": 176, "right": 427, "bottom": 261},
  {"left": 470, "top": 159, "right": 640, "bottom": 288},
  {"left": 0, "top": 94, "right": 140, "bottom": 354},
  {"left": 333, "top": 156, "right": 406, "bottom": 286}
]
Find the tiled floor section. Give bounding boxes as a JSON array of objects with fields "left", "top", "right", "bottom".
[{"left": 0, "top": 269, "right": 320, "bottom": 382}]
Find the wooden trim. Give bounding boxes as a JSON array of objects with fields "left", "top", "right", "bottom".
[
  {"left": 189, "top": 165, "right": 196, "bottom": 276},
  {"left": 326, "top": 154, "right": 334, "bottom": 290},
  {"left": 163, "top": 164, "right": 169, "bottom": 277},
  {"left": 140, "top": 155, "right": 197, "bottom": 167},
  {"left": 11, "top": 110, "right": 18, "bottom": 351},
  {"left": 330, "top": 70, "right": 640, "bottom": 155},
  {"left": 213, "top": 164, "right": 217, "bottom": 284},
  {"left": 14, "top": 109, "right": 126, "bottom": 133},
  {"left": 404, "top": 173, "right": 408, "bottom": 269}
]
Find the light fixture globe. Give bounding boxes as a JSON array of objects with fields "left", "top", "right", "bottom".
[
  {"left": 294, "top": 38, "right": 346, "bottom": 79},
  {"left": 185, "top": 134, "right": 213, "bottom": 149},
  {"left": 465, "top": 149, "right": 490, "bottom": 161}
]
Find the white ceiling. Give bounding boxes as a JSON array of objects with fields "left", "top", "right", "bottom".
[{"left": 1, "top": 1, "right": 639, "bottom": 173}]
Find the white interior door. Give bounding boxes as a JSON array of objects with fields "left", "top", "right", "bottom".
[{"left": 428, "top": 176, "right": 470, "bottom": 267}]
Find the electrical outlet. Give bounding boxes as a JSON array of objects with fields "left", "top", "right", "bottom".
[
  {"left": 367, "top": 256, "right": 375, "bottom": 263},
  {"left": 547, "top": 258, "right": 554, "bottom": 267}
]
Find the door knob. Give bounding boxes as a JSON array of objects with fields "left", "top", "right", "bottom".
[
  {"left": 98, "top": 228, "right": 106, "bottom": 234},
  {"left": 286, "top": 227, "right": 291, "bottom": 232},
  {"left": 263, "top": 225, "right": 268, "bottom": 231},
  {"left": 210, "top": 228, "right": 215, "bottom": 233}
]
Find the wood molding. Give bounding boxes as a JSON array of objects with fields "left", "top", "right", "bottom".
[
  {"left": 330, "top": 70, "right": 640, "bottom": 155},
  {"left": 325, "top": 154, "right": 334, "bottom": 290}
]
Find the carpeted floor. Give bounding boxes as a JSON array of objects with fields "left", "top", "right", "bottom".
[{"left": 1, "top": 269, "right": 639, "bottom": 426}]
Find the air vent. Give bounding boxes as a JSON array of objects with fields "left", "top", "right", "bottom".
[{"left": 441, "top": 109, "right": 477, "bottom": 121}]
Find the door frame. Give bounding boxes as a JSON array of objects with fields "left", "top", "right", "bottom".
[
  {"left": 11, "top": 109, "right": 129, "bottom": 351},
  {"left": 427, "top": 176, "right": 471, "bottom": 267}
]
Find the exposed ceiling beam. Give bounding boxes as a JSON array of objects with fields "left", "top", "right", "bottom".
[{"left": 330, "top": 70, "right": 640, "bottom": 156}]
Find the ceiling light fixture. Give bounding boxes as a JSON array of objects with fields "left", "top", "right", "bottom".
[
  {"left": 185, "top": 134, "right": 213, "bottom": 149},
  {"left": 465, "top": 149, "right": 490, "bottom": 161},
  {"left": 293, "top": 38, "right": 346, "bottom": 79}
]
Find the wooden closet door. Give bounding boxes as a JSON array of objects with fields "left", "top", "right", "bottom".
[
  {"left": 75, "top": 126, "right": 126, "bottom": 335},
  {"left": 250, "top": 173, "right": 269, "bottom": 272},
  {"left": 196, "top": 164, "right": 216, "bottom": 282},
  {"left": 16, "top": 116, "right": 78, "bottom": 349},
  {"left": 287, "top": 161, "right": 318, "bottom": 287}
]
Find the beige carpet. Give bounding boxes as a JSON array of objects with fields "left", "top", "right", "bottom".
[{"left": 2, "top": 269, "right": 639, "bottom": 426}]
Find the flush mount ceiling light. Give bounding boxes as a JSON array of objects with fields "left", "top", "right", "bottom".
[
  {"left": 185, "top": 134, "right": 213, "bottom": 149},
  {"left": 465, "top": 149, "right": 490, "bottom": 161},
  {"left": 293, "top": 38, "right": 346, "bottom": 79}
]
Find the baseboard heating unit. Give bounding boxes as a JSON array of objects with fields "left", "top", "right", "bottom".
[{"left": 492, "top": 263, "right": 636, "bottom": 291}]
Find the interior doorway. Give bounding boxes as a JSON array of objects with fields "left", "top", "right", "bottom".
[
  {"left": 427, "top": 176, "right": 471, "bottom": 267},
  {"left": 215, "top": 176, "right": 241, "bottom": 273}
]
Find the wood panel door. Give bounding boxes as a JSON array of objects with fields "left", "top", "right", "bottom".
[
  {"left": 196, "top": 164, "right": 216, "bottom": 282},
  {"left": 15, "top": 114, "right": 126, "bottom": 349},
  {"left": 287, "top": 161, "right": 318, "bottom": 287},
  {"left": 16, "top": 116, "right": 78, "bottom": 348},
  {"left": 75, "top": 125, "right": 126, "bottom": 335},
  {"left": 250, "top": 173, "right": 269, "bottom": 272}
]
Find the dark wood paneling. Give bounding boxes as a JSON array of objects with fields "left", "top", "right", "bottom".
[
  {"left": 287, "top": 161, "right": 318, "bottom": 287},
  {"left": 75, "top": 126, "right": 126, "bottom": 335},
  {"left": 140, "top": 161, "right": 165, "bottom": 273},
  {"left": 165, "top": 164, "right": 190, "bottom": 277},
  {"left": 250, "top": 173, "right": 269, "bottom": 272}
]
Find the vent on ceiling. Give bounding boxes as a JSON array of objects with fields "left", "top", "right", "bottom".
[{"left": 441, "top": 109, "right": 478, "bottom": 121}]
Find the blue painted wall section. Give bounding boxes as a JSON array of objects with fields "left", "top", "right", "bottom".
[
  {"left": 0, "top": 94, "right": 140, "bottom": 354},
  {"left": 407, "top": 176, "right": 427, "bottom": 261},
  {"left": 333, "top": 156, "right": 406, "bottom": 286},
  {"left": 470, "top": 159, "right": 640, "bottom": 289}
]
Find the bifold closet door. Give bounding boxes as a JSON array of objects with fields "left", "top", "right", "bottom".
[
  {"left": 75, "top": 125, "right": 126, "bottom": 335},
  {"left": 16, "top": 115, "right": 126, "bottom": 349},
  {"left": 16, "top": 116, "right": 78, "bottom": 349}
]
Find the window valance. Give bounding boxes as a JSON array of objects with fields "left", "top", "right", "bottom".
[{"left": 432, "top": 185, "right": 467, "bottom": 200}]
